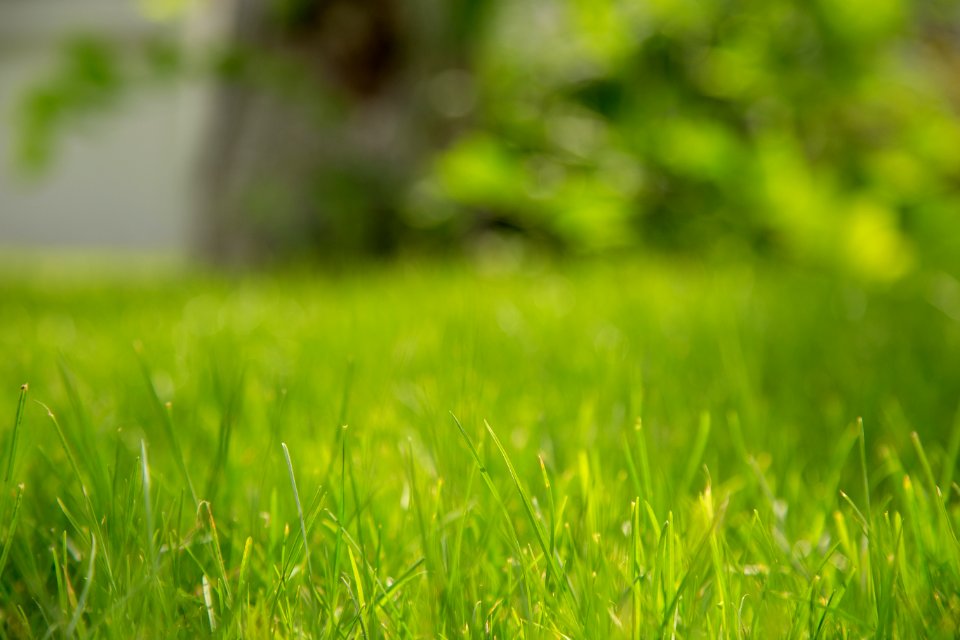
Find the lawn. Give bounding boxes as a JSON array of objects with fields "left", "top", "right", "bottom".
[{"left": 1, "top": 258, "right": 959, "bottom": 637}]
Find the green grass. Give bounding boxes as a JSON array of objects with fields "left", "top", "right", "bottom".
[{"left": 1, "top": 259, "right": 959, "bottom": 637}]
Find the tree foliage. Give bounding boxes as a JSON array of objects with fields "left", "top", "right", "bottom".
[{"left": 14, "top": 0, "right": 960, "bottom": 276}]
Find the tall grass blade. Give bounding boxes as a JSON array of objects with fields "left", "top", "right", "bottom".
[
  {"left": 0, "top": 483, "right": 24, "bottom": 581},
  {"left": 4, "top": 384, "right": 27, "bottom": 484},
  {"left": 482, "top": 419, "right": 577, "bottom": 607},
  {"left": 140, "top": 439, "right": 156, "bottom": 571},
  {"left": 680, "top": 411, "right": 711, "bottom": 495},
  {"left": 857, "top": 417, "right": 872, "bottom": 527},
  {"left": 66, "top": 533, "right": 96, "bottom": 637},
  {"left": 202, "top": 574, "right": 217, "bottom": 632},
  {"left": 282, "top": 442, "right": 313, "bottom": 577}
]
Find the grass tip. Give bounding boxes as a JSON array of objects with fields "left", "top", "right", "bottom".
[
  {"left": 34, "top": 400, "right": 54, "bottom": 418},
  {"left": 19, "top": 383, "right": 28, "bottom": 391},
  {"left": 196, "top": 499, "right": 212, "bottom": 520}
]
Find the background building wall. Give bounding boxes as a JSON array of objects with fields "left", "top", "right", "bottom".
[{"left": 0, "top": 0, "right": 203, "bottom": 252}]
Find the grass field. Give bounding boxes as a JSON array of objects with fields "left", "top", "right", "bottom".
[{"left": 1, "top": 258, "right": 959, "bottom": 637}]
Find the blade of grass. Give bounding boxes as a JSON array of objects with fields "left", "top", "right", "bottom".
[
  {"left": 680, "top": 411, "right": 711, "bottom": 495},
  {"left": 140, "top": 439, "right": 156, "bottom": 572},
  {"left": 66, "top": 533, "right": 96, "bottom": 637},
  {"left": 4, "top": 384, "right": 27, "bottom": 484},
  {"left": 0, "top": 483, "right": 24, "bottom": 581},
  {"left": 281, "top": 442, "right": 313, "bottom": 578},
  {"left": 199, "top": 501, "right": 233, "bottom": 608},
  {"left": 481, "top": 419, "right": 578, "bottom": 608},
  {"left": 348, "top": 546, "right": 367, "bottom": 618},
  {"left": 202, "top": 574, "right": 217, "bottom": 632},
  {"left": 451, "top": 413, "right": 522, "bottom": 552},
  {"left": 857, "top": 417, "right": 872, "bottom": 527},
  {"left": 911, "top": 431, "right": 960, "bottom": 551}
]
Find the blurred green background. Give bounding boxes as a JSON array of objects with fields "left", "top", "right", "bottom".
[{"left": 6, "top": 0, "right": 960, "bottom": 277}]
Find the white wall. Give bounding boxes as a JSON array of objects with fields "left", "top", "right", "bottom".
[{"left": 0, "top": 0, "right": 206, "bottom": 253}]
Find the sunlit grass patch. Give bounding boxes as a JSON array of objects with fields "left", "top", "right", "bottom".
[{"left": 1, "top": 260, "right": 958, "bottom": 637}]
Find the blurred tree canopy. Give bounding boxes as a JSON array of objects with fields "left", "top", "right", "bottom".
[{"left": 14, "top": 0, "right": 960, "bottom": 277}]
